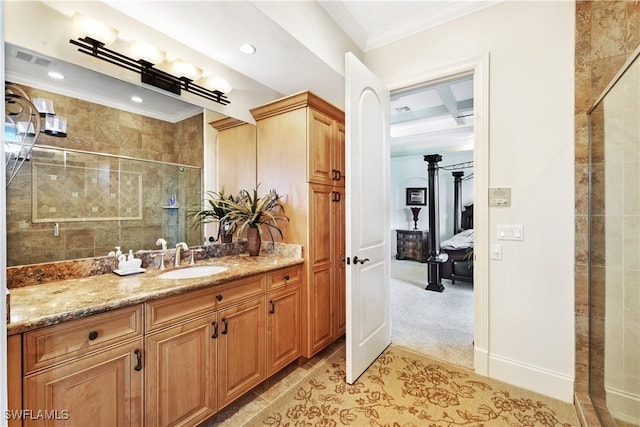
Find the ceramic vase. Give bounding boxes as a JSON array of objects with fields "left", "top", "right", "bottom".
[
  {"left": 221, "top": 231, "right": 233, "bottom": 244},
  {"left": 247, "top": 227, "right": 261, "bottom": 256}
]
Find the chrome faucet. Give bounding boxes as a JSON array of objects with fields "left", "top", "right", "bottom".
[{"left": 175, "top": 242, "right": 189, "bottom": 267}]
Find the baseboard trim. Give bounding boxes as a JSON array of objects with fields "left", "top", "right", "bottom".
[
  {"left": 489, "top": 354, "right": 574, "bottom": 402},
  {"left": 474, "top": 346, "right": 489, "bottom": 376},
  {"left": 606, "top": 385, "right": 640, "bottom": 425}
]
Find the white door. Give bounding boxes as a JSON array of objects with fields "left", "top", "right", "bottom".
[{"left": 345, "top": 52, "right": 391, "bottom": 384}]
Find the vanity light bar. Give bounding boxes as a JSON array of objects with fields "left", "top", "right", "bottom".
[{"left": 69, "top": 37, "right": 230, "bottom": 106}]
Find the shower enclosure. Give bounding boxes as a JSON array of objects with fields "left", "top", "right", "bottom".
[{"left": 588, "top": 49, "right": 640, "bottom": 426}]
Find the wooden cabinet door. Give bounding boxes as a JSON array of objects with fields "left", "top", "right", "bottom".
[
  {"left": 145, "top": 316, "right": 217, "bottom": 427},
  {"left": 307, "top": 184, "right": 334, "bottom": 354},
  {"left": 333, "top": 122, "right": 345, "bottom": 187},
  {"left": 23, "top": 339, "right": 143, "bottom": 427},
  {"left": 267, "top": 286, "right": 301, "bottom": 376},
  {"left": 308, "top": 109, "right": 335, "bottom": 185},
  {"left": 7, "top": 334, "right": 22, "bottom": 427},
  {"left": 332, "top": 186, "right": 346, "bottom": 337},
  {"left": 217, "top": 298, "right": 266, "bottom": 409}
]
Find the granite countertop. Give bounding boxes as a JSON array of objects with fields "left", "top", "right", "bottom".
[{"left": 7, "top": 254, "right": 304, "bottom": 336}]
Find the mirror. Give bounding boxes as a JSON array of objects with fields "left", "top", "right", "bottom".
[
  {"left": 4, "top": 42, "right": 228, "bottom": 267},
  {"left": 6, "top": 146, "right": 201, "bottom": 266}
]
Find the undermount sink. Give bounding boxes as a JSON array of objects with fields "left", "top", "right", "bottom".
[{"left": 158, "top": 265, "right": 228, "bottom": 280}]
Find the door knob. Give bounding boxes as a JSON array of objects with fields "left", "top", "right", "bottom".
[{"left": 353, "top": 256, "right": 370, "bottom": 265}]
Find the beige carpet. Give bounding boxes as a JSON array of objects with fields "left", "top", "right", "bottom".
[
  {"left": 245, "top": 344, "right": 579, "bottom": 427},
  {"left": 391, "top": 259, "right": 474, "bottom": 369}
]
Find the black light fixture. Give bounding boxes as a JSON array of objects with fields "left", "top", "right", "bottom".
[{"left": 69, "top": 37, "right": 230, "bottom": 106}]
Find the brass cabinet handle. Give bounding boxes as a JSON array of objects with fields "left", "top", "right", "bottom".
[
  {"left": 216, "top": 294, "right": 223, "bottom": 301},
  {"left": 88, "top": 330, "right": 99, "bottom": 341},
  {"left": 221, "top": 318, "right": 228, "bottom": 335},
  {"left": 269, "top": 300, "right": 275, "bottom": 314}
]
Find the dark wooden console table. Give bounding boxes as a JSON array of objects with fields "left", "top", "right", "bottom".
[{"left": 396, "top": 230, "right": 429, "bottom": 263}]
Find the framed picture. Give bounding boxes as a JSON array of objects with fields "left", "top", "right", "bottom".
[{"left": 406, "top": 187, "right": 427, "bottom": 206}]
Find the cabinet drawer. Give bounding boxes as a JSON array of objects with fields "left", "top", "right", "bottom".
[
  {"left": 146, "top": 287, "right": 217, "bottom": 333},
  {"left": 24, "top": 304, "right": 142, "bottom": 374},
  {"left": 214, "top": 274, "right": 266, "bottom": 309},
  {"left": 267, "top": 266, "right": 302, "bottom": 291},
  {"left": 146, "top": 274, "right": 267, "bottom": 333}
]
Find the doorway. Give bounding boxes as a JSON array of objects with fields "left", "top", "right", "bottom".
[{"left": 386, "top": 54, "right": 489, "bottom": 374}]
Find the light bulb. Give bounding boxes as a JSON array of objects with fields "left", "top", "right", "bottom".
[
  {"left": 169, "top": 59, "right": 202, "bottom": 81},
  {"left": 129, "top": 40, "right": 166, "bottom": 65},
  {"left": 202, "top": 75, "right": 232, "bottom": 94},
  {"left": 33, "top": 98, "right": 55, "bottom": 115},
  {"left": 71, "top": 12, "right": 118, "bottom": 46},
  {"left": 44, "top": 115, "right": 67, "bottom": 137}
]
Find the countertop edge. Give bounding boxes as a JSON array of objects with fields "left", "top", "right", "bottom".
[{"left": 8, "top": 256, "right": 304, "bottom": 335}]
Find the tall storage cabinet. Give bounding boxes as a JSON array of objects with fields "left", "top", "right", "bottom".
[{"left": 252, "top": 91, "right": 345, "bottom": 358}]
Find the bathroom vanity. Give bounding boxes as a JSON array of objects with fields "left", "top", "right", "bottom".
[{"left": 7, "top": 255, "right": 303, "bottom": 427}]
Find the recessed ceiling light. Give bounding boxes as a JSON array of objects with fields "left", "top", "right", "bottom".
[
  {"left": 48, "top": 71, "right": 65, "bottom": 80},
  {"left": 131, "top": 96, "right": 143, "bottom": 103},
  {"left": 239, "top": 43, "right": 256, "bottom": 55}
]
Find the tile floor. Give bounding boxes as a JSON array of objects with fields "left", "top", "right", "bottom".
[{"left": 200, "top": 339, "right": 345, "bottom": 426}]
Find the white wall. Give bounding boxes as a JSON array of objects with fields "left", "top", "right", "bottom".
[
  {"left": 367, "top": 1, "right": 575, "bottom": 401},
  {"left": 391, "top": 150, "right": 473, "bottom": 242}
]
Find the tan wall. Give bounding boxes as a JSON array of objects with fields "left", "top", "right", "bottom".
[
  {"left": 6, "top": 86, "right": 203, "bottom": 266},
  {"left": 18, "top": 86, "right": 204, "bottom": 167},
  {"left": 574, "top": 1, "right": 640, "bottom": 424}
]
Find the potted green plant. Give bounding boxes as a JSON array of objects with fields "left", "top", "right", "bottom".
[
  {"left": 190, "top": 188, "right": 237, "bottom": 243},
  {"left": 219, "top": 186, "right": 289, "bottom": 256}
]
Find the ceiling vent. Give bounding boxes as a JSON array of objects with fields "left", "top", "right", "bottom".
[{"left": 11, "top": 48, "right": 53, "bottom": 68}]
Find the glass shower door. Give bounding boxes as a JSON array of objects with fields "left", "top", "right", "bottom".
[{"left": 589, "top": 52, "right": 640, "bottom": 426}]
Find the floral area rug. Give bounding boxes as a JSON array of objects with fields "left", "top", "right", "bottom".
[{"left": 246, "top": 345, "right": 579, "bottom": 427}]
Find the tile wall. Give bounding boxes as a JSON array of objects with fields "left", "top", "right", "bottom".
[{"left": 574, "top": 2, "right": 640, "bottom": 425}]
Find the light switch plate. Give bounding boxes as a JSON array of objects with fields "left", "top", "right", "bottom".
[
  {"left": 497, "top": 225, "right": 524, "bottom": 241},
  {"left": 489, "top": 187, "right": 511, "bottom": 206},
  {"left": 491, "top": 244, "right": 502, "bottom": 260}
]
